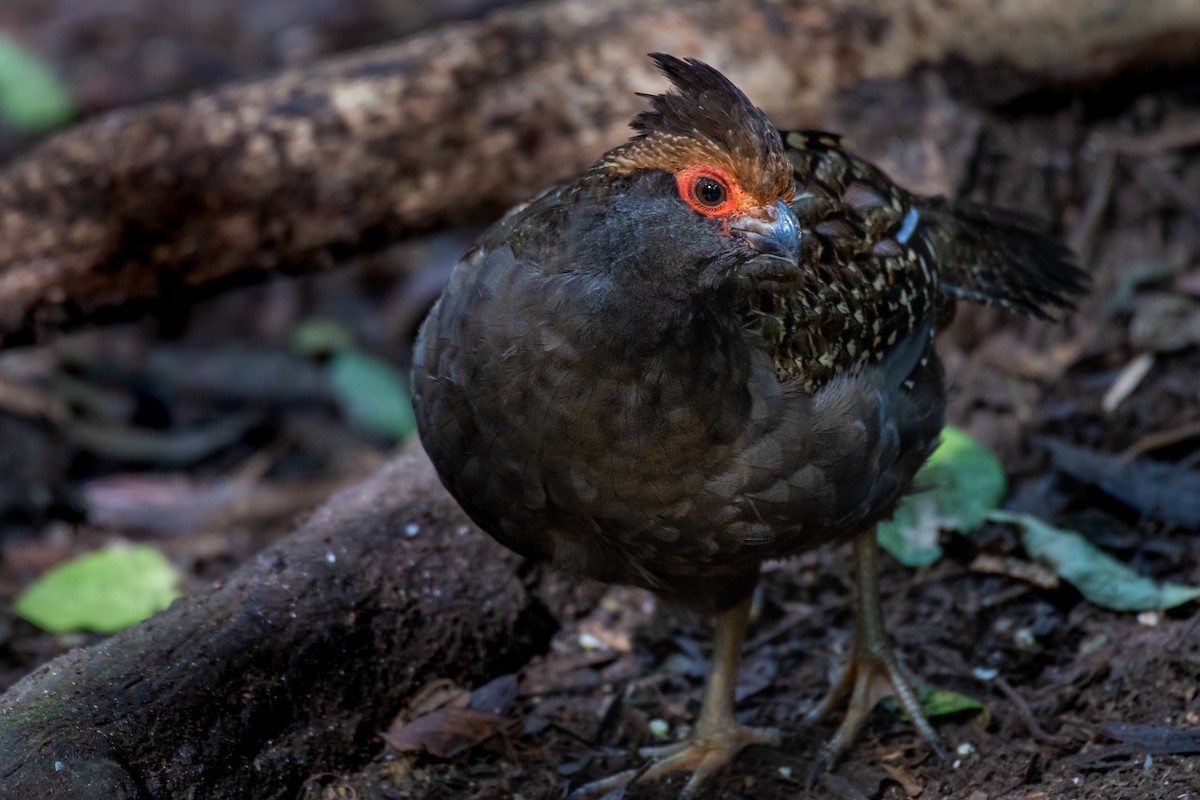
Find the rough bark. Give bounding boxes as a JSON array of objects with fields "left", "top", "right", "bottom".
[
  {"left": 1, "top": 0, "right": 1199, "bottom": 347},
  {"left": 0, "top": 447, "right": 557, "bottom": 800}
]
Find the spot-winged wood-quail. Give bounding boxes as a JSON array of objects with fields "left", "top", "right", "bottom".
[{"left": 411, "top": 54, "right": 1086, "bottom": 797}]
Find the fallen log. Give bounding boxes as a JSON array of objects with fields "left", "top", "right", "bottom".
[
  {"left": 2, "top": 0, "right": 1199, "bottom": 346},
  {"left": 0, "top": 447, "right": 557, "bottom": 800}
]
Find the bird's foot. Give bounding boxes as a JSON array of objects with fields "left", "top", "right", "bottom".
[
  {"left": 571, "top": 722, "right": 780, "bottom": 799},
  {"left": 803, "top": 632, "right": 945, "bottom": 781}
]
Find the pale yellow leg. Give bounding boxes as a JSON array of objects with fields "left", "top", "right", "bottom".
[
  {"left": 572, "top": 595, "right": 779, "bottom": 799},
  {"left": 805, "top": 528, "right": 945, "bottom": 779}
]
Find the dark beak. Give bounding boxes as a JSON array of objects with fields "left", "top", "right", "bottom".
[{"left": 729, "top": 199, "right": 800, "bottom": 264}]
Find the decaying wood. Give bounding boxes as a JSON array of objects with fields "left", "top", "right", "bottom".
[
  {"left": 0, "top": 447, "right": 557, "bottom": 800},
  {"left": 2, "top": 0, "right": 1199, "bottom": 347}
]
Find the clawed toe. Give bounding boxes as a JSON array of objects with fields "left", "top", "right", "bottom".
[
  {"left": 571, "top": 597, "right": 780, "bottom": 798},
  {"left": 804, "top": 630, "right": 944, "bottom": 771},
  {"left": 571, "top": 723, "right": 780, "bottom": 799},
  {"left": 804, "top": 531, "right": 945, "bottom": 782}
]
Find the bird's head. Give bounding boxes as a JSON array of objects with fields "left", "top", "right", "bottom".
[{"left": 581, "top": 54, "right": 800, "bottom": 290}]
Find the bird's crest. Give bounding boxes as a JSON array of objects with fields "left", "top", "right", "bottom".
[{"left": 597, "top": 54, "right": 794, "bottom": 206}]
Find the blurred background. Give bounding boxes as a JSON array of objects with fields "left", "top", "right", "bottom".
[{"left": 0, "top": 2, "right": 1198, "bottom": 798}]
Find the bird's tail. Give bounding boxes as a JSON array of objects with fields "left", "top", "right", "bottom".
[{"left": 917, "top": 196, "right": 1088, "bottom": 319}]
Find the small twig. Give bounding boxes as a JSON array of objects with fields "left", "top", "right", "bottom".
[
  {"left": 1092, "top": 119, "right": 1200, "bottom": 156},
  {"left": 1101, "top": 352, "right": 1155, "bottom": 414},
  {"left": 883, "top": 565, "right": 970, "bottom": 599},
  {"left": 744, "top": 607, "right": 819, "bottom": 653},
  {"left": 993, "top": 676, "right": 1073, "bottom": 748},
  {"left": 978, "top": 582, "right": 1035, "bottom": 609},
  {"left": 0, "top": 375, "right": 70, "bottom": 423},
  {"left": 1170, "top": 609, "right": 1200, "bottom": 653},
  {"left": 1134, "top": 158, "right": 1200, "bottom": 218},
  {"left": 1120, "top": 418, "right": 1200, "bottom": 460},
  {"left": 969, "top": 553, "right": 1060, "bottom": 590},
  {"left": 1067, "top": 149, "right": 1117, "bottom": 266},
  {"left": 550, "top": 720, "right": 607, "bottom": 748}
]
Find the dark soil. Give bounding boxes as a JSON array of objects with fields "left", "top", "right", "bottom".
[{"left": 2, "top": 4, "right": 1199, "bottom": 799}]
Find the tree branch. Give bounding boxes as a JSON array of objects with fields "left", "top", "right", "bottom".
[
  {"left": 1, "top": 0, "right": 1198, "bottom": 346},
  {"left": 0, "top": 448, "right": 557, "bottom": 800}
]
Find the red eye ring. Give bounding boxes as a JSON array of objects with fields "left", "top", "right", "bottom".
[{"left": 676, "top": 166, "right": 740, "bottom": 217}]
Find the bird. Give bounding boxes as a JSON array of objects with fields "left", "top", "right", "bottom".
[{"left": 411, "top": 54, "right": 1086, "bottom": 797}]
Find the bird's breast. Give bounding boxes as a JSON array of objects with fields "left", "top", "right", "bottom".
[{"left": 412, "top": 243, "right": 761, "bottom": 549}]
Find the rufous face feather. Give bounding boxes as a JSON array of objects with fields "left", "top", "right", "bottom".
[{"left": 596, "top": 54, "right": 794, "bottom": 221}]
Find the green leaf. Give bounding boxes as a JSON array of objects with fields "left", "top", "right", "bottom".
[
  {"left": 878, "top": 426, "right": 1007, "bottom": 566},
  {"left": 289, "top": 318, "right": 416, "bottom": 442},
  {"left": 14, "top": 545, "right": 181, "bottom": 633},
  {"left": 884, "top": 684, "right": 989, "bottom": 724},
  {"left": 0, "top": 35, "right": 73, "bottom": 131},
  {"left": 877, "top": 494, "right": 944, "bottom": 568},
  {"left": 990, "top": 510, "right": 1200, "bottom": 611},
  {"left": 329, "top": 349, "right": 416, "bottom": 442},
  {"left": 291, "top": 318, "right": 355, "bottom": 356},
  {"left": 920, "top": 688, "right": 987, "bottom": 720}
]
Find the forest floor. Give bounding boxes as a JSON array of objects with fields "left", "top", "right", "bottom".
[{"left": 1, "top": 2, "right": 1199, "bottom": 799}]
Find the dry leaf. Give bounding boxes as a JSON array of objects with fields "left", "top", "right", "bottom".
[
  {"left": 882, "top": 762, "right": 924, "bottom": 797},
  {"left": 382, "top": 707, "right": 506, "bottom": 758}
]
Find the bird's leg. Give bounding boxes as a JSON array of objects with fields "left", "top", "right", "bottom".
[
  {"left": 572, "top": 595, "right": 779, "bottom": 799},
  {"left": 805, "top": 527, "right": 945, "bottom": 777}
]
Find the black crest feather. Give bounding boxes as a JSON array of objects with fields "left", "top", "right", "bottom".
[{"left": 633, "top": 54, "right": 783, "bottom": 172}]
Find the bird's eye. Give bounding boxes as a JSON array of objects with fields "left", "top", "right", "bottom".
[
  {"left": 676, "top": 167, "right": 738, "bottom": 217},
  {"left": 695, "top": 177, "right": 727, "bottom": 207}
]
